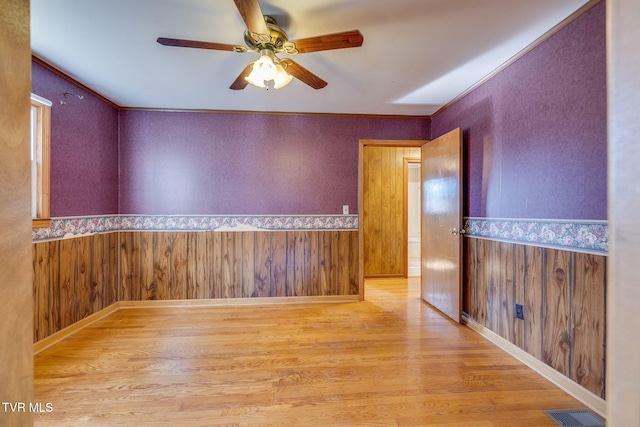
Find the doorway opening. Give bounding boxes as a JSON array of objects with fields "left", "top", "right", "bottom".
[
  {"left": 406, "top": 162, "right": 421, "bottom": 277},
  {"left": 358, "top": 139, "right": 427, "bottom": 300}
]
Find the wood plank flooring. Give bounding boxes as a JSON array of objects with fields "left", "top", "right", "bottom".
[{"left": 33, "top": 278, "right": 586, "bottom": 426}]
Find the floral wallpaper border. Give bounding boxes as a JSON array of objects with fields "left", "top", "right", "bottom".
[
  {"left": 32, "top": 215, "right": 608, "bottom": 254},
  {"left": 32, "top": 215, "right": 359, "bottom": 241},
  {"left": 464, "top": 217, "right": 608, "bottom": 255}
]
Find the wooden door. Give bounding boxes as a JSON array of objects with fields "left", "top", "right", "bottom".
[{"left": 421, "top": 128, "right": 463, "bottom": 323}]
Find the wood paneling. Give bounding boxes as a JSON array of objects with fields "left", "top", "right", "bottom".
[
  {"left": 153, "top": 232, "right": 172, "bottom": 300},
  {"left": 33, "top": 242, "right": 51, "bottom": 342},
  {"left": 543, "top": 249, "right": 572, "bottom": 377},
  {"left": 119, "top": 231, "right": 133, "bottom": 301},
  {"left": 59, "top": 238, "right": 77, "bottom": 330},
  {"left": 33, "top": 234, "right": 115, "bottom": 342},
  {"left": 241, "top": 232, "right": 255, "bottom": 298},
  {"left": 77, "top": 236, "right": 92, "bottom": 321},
  {"left": 91, "top": 234, "right": 106, "bottom": 312},
  {"left": 363, "top": 145, "right": 421, "bottom": 277},
  {"left": 49, "top": 240, "right": 61, "bottom": 335},
  {"left": 140, "top": 232, "right": 154, "bottom": 300},
  {"left": 572, "top": 253, "right": 606, "bottom": 397},
  {"left": 524, "top": 246, "right": 544, "bottom": 360},
  {"left": 107, "top": 232, "right": 118, "bottom": 306},
  {"left": 170, "top": 233, "right": 188, "bottom": 300},
  {"left": 475, "top": 239, "right": 489, "bottom": 327},
  {"left": 256, "top": 231, "right": 272, "bottom": 297},
  {"left": 33, "top": 230, "right": 359, "bottom": 342},
  {"left": 465, "top": 237, "right": 606, "bottom": 398},
  {"left": 513, "top": 244, "right": 525, "bottom": 349}
]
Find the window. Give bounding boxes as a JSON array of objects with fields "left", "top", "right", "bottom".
[{"left": 30, "top": 93, "right": 51, "bottom": 228}]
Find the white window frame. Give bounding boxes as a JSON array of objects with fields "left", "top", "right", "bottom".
[{"left": 30, "top": 93, "right": 51, "bottom": 228}]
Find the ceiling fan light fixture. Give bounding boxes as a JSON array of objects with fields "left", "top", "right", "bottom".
[
  {"left": 273, "top": 63, "right": 293, "bottom": 89},
  {"left": 254, "top": 49, "right": 277, "bottom": 79},
  {"left": 245, "top": 49, "right": 292, "bottom": 89},
  {"left": 245, "top": 68, "right": 267, "bottom": 88}
]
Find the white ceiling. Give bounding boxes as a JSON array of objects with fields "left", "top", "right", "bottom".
[{"left": 31, "top": 0, "right": 590, "bottom": 116}]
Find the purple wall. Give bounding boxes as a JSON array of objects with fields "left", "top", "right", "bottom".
[
  {"left": 34, "top": 2, "right": 604, "bottom": 220},
  {"left": 432, "top": 2, "right": 607, "bottom": 220},
  {"left": 119, "top": 111, "right": 429, "bottom": 215},
  {"left": 31, "top": 62, "right": 119, "bottom": 216}
]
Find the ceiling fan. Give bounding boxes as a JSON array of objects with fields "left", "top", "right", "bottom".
[{"left": 157, "top": 0, "right": 364, "bottom": 90}]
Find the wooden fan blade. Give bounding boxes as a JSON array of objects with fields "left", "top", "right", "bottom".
[
  {"left": 233, "top": 0, "right": 270, "bottom": 43},
  {"left": 230, "top": 62, "right": 254, "bottom": 90},
  {"left": 280, "top": 58, "right": 327, "bottom": 90},
  {"left": 157, "top": 37, "right": 247, "bottom": 52},
  {"left": 283, "top": 30, "right": 363, "bottom": 54}
]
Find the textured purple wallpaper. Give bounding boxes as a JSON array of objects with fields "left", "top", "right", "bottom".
[
  {"left": 431, "top": 1, "right": 607, "bottom": 220},
  {"left": 31, "top": 62, "right": 119, "bottom": 216},
  {"left": 119, "top": 111, "right": 429, "bottom": 215}
]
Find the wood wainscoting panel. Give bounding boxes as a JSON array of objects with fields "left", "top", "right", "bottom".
[
  {"left": 33, "top": 230, "right": 359, "bottom": 343},
  {"left": 242, "top": 231, "right": 256, "bottom": 298},
  {"left": 464, "top": 237, "right": 606, "bottom": 399},
  {"left": 571, "top": 252, "right": 606, "bottom": 398},
  {"left": 33, "top": 234, "right": 117, "bottom": 343},
  {"left": 462, "top": 237, "right": 475, "bottom": 317},
  {"left": 319, "top": 231, "right": 332, "bottom": 296},
  {"left": 91, "top": 233, "right": 107, "bottom": 312},
  {"left": 524, "top": 245, "right": 544, "bottom": 360},
  {"left": 48, "top": 240, "right": 61, "bottom": 336},
  {"left": 170, "top": 232, "right": 188, "bottom": 300},
  {"left": 254, "top": 230, "right": 271, "bottom": 297},
  {"left": 543, "top": 249, "right": 572, "bottom": 378},
  {"left": 119, "top": 231, "right": 133, "bottom": 301},
  {"left": 270, "top": 231, "right": 287, "bottom": 297},
  {"left": 348, "top": 230, "right": 359, "bottom": 295},
  {"left": 139, "top": 232, "right": 155, "bottom": 300},
  {"left": 212, "top": 232, "right": 223, "bottom": 298},
  {"left": 107, "top": 232, "right": 119, "bottom": 306},
  {"left": 289, "top": 231, "right": 308, "bottom": 296},
  {"left": 220, "top": 231, "right": 239, "bottom": 298},
  {"left": 194, "top": 232, "right": 213, "bottom": 299},
  {"left": 499, "top": 242, "right": 516, "bottom": 342},
  {"left": 475, "top": 239, "right": 489, "bottom": 327},
  {"left": 488, "top": 240, "right": 501, "bottom": 333},
  {"left": 153, "top": 231, "right": 172, "bottom": 300},
  {"left": 33, "top": 241, "right": 51, "bottom": 342},
  {"left": 59, "top": 238, "right": 78, "bottom": 330},
  {"left": 77, "top": 236, "right": 93, "bottom": 321},
  {"left": 514, "top": 244, "right": 526, "bottom": 349}
]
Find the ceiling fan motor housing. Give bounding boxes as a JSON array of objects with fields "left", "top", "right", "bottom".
[{"left": 244, "top": 16, "right": 288, "bottom": 50}]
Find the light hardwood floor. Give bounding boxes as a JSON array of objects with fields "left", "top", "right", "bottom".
[{"left": 33, "top": 278, "right": 585, "bottom": 426}]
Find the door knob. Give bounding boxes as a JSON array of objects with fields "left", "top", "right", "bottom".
[{"left": 449, "top": 228, "right": 466, "bottom": 236}]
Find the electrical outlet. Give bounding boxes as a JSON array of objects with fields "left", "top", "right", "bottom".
[
  {"left": 342, "top": 205, "right": 349, "bottom": 215},
  {"left": 515, "top": 303, "right": 524, "bottom": 320}
]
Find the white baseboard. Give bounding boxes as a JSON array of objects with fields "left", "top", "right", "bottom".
[{"left": 463, "top": 315, "right": 606, "bottom": 419}]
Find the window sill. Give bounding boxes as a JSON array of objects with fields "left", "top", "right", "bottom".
[{"left": 32, "top": 218, "right": 51, "bottom": 229}]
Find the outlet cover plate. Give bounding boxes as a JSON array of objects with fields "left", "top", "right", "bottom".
[{"left": 515, "top": 303, "right": 524, "bottom": 320}]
